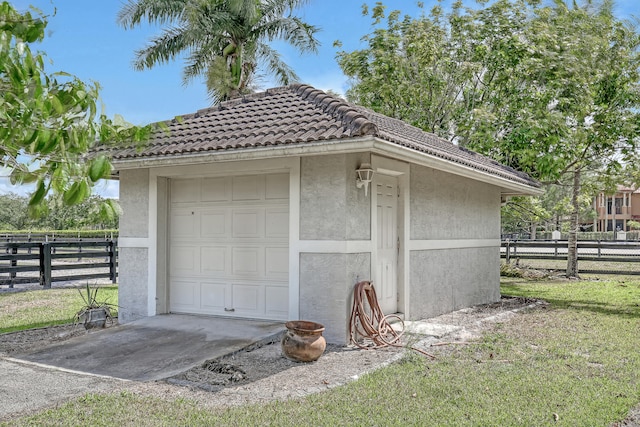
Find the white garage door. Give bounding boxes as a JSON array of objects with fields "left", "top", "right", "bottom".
[{"left": 168, "top": 173, "right": 289, "bottom": 320}]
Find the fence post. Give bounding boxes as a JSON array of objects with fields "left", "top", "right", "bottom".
[
  {"left": 505, "top": 240, "right": 511, "bottom": 263},
  {"left": 554, "top": 240, "right": 558, "bottom": 258},
  {"left": 108, "top": 240, "right": 117, "bottom": 283},
  {"left": 9, "top": 246, "right": 17, "bottom": 288},
  {"left": 39, "top": 242, "right": 52, "bottom": 289},
  {"left": 597, "top": 240, "right": 602, "bottom": 258}
]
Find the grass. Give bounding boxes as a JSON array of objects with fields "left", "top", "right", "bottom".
[
  {"left": 0, "top": 285, "right": 118, "bottom": 333},
  {"left": 2, "top": 278, "right": 639, "bottom": 426}
]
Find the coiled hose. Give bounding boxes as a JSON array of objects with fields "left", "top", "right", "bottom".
[{"left": 349, "top": 280, "right": 435, "bottom": 358}]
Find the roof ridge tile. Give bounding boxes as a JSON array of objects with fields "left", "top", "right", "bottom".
[{"left": 291, "top": 84, "right": 378, "bottom": 137}]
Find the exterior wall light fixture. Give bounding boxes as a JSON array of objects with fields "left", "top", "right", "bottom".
[{"left": 356, "top": 163, "right": 375, "bottom": 197}]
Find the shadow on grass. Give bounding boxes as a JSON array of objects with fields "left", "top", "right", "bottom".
[
  {"left": 521, "top": 296, "right": 639, "bottom": 319},
  {"left": 502, "top": 280, "right": 640, "bottom": 319}
]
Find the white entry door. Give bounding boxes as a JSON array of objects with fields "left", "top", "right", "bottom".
[
  {"left": 376, "top": 174, "right": 398, "bottom": 314},
  {"left": 168, "top": 173, "right": 289, "bottom": 320}
]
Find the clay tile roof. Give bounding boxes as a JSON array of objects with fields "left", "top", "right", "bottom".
[{"left": 99, "top": 84, "right": 539, "bottom": 188}]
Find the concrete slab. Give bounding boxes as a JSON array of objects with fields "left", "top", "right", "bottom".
[
  {"left": 402, "top": 321, "right": 462, "bottom": 338},
  {"left": 0, "top": 358, "right": 126, "bottom": 420},
  {"left": 14, "top": 314, "right": 284, "bottom": 381}
]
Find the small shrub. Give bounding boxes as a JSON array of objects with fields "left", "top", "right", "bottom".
[{"left": 500, "top": 261, "right": 524, "bottom": 278}]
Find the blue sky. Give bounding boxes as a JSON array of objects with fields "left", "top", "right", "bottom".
[
  {"left": 9, "top": 0, "right": 430, "bottom": 125},
  {"left": 2, "top": 0, "right": 640, "bottom": 198}
]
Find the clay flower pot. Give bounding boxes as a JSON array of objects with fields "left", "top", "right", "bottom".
[{"left": 281, "top": 320, "right": 326, "bottom": 362}]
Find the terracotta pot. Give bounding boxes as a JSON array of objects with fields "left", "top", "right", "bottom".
[{"left": 281, "top": 320, "right": 326, "bottom": 362}]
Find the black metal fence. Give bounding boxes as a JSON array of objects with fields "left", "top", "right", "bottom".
[
  {"left": 0, "top": 240, "right": 117, "bottom": 288},
  {"left": 501, "top": 240, "right": 640, "bottom": 275}
]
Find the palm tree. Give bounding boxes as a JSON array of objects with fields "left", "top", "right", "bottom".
[{"left": 118, "top": 0, "right": 320, "bottom": 103}]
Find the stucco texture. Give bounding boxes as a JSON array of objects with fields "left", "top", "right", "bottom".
[
  {"left": 299, "top": 253, "right": 370, "bottom": 343},
  {"left": 118, "top": 169, "right": 149, "bottom": 238},
  {"left": 409, "top": 247, "right": 500, "bottom": 319},
  {"left": 300, "top": 153, "right": 370, "bottom": 240},
  {"left": 410, "top": 164, "right": 500, "bottom": 240},
  {"left": 118, "top": 247, "right": 149, "bottom": 322}
]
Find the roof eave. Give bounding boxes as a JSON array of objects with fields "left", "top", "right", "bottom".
[
  {"left": 110, "top": 137, "right": 378, "bottom": 170},
  {"left": 111, "top": 136, "right": 542, "bottom": 196},
  {"left": 370, "top": 139, "right": 543, "bottom": 196}
]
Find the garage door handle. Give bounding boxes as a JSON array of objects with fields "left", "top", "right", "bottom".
[{"left": 224, "top": 308, "right": 235, "bottom": 312}]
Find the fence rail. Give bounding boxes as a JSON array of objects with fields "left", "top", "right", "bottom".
[
  {"left": 501, "top": 240, "right": 640, "bottom": 275},
  {"left": 0, "top": 239, "right": 117, "bottom": 288},
  {"left": 1, "top": 232, "right": 117, "bottom": 242}
]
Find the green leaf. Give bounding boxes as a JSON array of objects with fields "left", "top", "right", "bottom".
[
  {"left": 28, "top": 180, "right": 47, "bottom": 206},
  {"left": 88, "top": 156, "right": 111, "bottom": 182},
  {"left": 51, "top": 95, "right": 64, "bottom": 114},
  {"left": 9, "top": 167, "right": 38, "bottom": 185},
  {"left": 63, "top": 181, "right": 90, "bottom": 205}
]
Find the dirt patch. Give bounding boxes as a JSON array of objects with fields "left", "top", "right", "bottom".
[
  {"left": 0, "top": 324, "right": 88, "bottom": 356},
  {"left": 166, "top": 336, "right": 396, "bottom": 395}
]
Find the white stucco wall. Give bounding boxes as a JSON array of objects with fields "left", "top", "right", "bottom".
[
  {"left": 408, "top": 164, "right": 502, "bottom": 319},
  {"left": 299, "top": 253, "right": 370, "bottom": 343},
  {"left": 410, "top": 248, "right": 500, "bottom": 318},
  {"left": 297, "top": 153, "right": 372, "bottom": 343},
  {"left": 410, "top": 165, "right": 499, "bottom": 240},
  {"left": 118, "top": 169, "right": 151, "bottom": 322},
  {"left": 300, "top": 153, "right": 370, "bottom": 240}
]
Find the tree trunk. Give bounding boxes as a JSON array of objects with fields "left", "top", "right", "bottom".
[
  {"left": 566, "top": 169, "right": 581, "bottom": 277},
  {"left": 530, "top": 221, "right": 537, "bottom": 240}
]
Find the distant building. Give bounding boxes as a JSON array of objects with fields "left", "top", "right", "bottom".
[{"left": 594, "top": 186, "right": 640, "bottom": 232}]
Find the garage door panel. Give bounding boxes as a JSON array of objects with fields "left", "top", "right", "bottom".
[
  {"left": 232, "top": 247, "right": 262, "bottom": 277},
  {"left": 201, "top": 210, "right": 228, "bottom": 238},
  {"left": 202, "top": 177, "right": 230, "bottom": 202},
  {"left": 171, "top": 179, "right": 200, "bottom": 203},
  {"left": 201, "top": 282, "right": 230, "bottom": 311},
  {"left": 232, "top": 175, "right": 262, "bottom": 201},
  {"left": 265, "top": 173, "right": 289, "bottom": 200},
  {"left": 170, "top": 280, "right": 200, "bottom": 311},
  {"left": 170, "top": 246, "right": 199, "bottom": 275},
  {"left": 232, "top": 209, "right": 264, "bottom": 238},
  {"left": 171, "top": 210, "right": 198, "bottom": 238},
  {"left": 265, "top": 285, "right": 288, "bottom": 318},
  {"left": 201, "top": 246, "right": 227, "bottom": 274},
  {"left": 265, "top": 208, "right": 288, "bottom": 238},
  {"left": 265, "top": 247, "right": 288, "bottom": 279},
  {"left": 232, "top": 284, "right": 263, "bottom": 312}
]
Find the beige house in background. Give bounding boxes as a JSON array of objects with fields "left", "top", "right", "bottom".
[
  {"left": 100, "top": 84, "right": 541, "bottom": 343},
  {"left": 594, "top": 186, "right": 640, "bottom": 232}
]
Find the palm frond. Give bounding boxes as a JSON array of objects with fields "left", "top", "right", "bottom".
[
  {"left": 255, "top": 16, "right": 320, "bottom": 53},
  {"left": 117, "top": 0, "right": 186, "bottom": 29},
  {"left": 132, "top": 24, "right": 193, "bottom": 70},
  {"left": 257, "top": 43, "right": 299, "bottom": 85}
]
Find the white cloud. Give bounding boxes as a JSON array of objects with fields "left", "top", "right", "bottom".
[
  {"left": 0, "top": 176, "right": 34, "bottom": 196},
  {"left": 94, "top": 179, "right": 120, "bottom": 199}
]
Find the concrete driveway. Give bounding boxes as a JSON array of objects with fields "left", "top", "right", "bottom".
[{"left": 12, "top": 314, "right": 285, "bottom": 381}]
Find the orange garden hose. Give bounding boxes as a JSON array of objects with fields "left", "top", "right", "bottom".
[{"left": 349, "top": 281, "right": 435, "bottom": 359}]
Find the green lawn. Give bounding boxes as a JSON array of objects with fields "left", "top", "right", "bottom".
[
  {"left": 0, "top": 285, "right": 118, "bottom": 333},
  {"left": 1, "top": 279, "right": 639, "bottom": 426}
]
